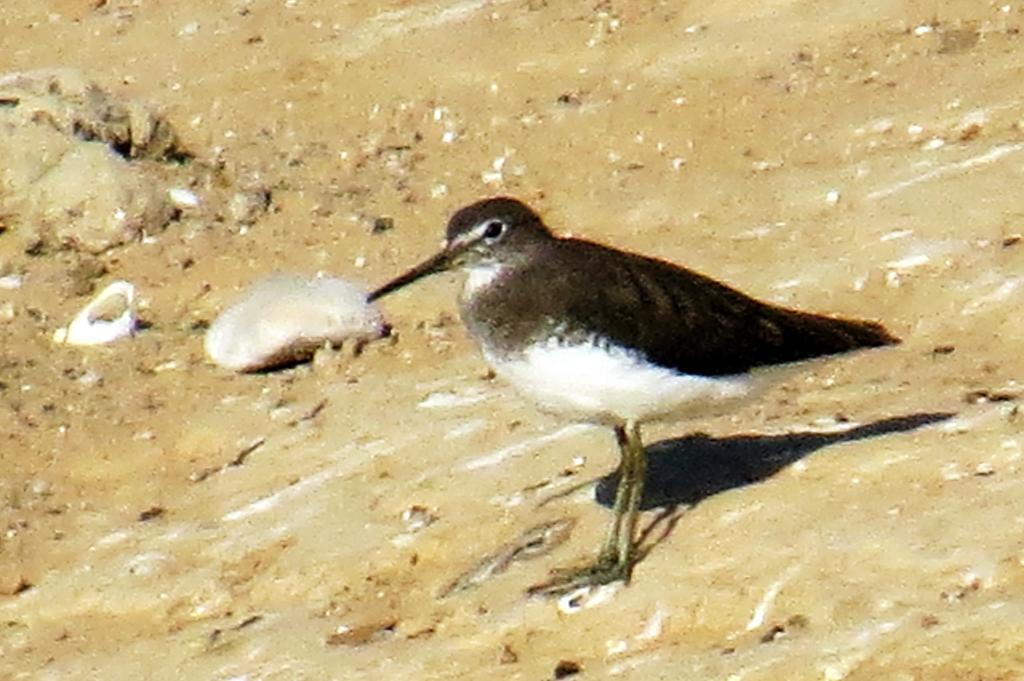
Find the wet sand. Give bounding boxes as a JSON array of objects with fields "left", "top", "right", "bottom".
[{"left": 2, "top": 1, "right": 1023, "bottom": 679}]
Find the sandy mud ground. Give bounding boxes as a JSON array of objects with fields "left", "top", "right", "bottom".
[{"left": 2, "top": 1, "right": 1023, "bottom": 679}]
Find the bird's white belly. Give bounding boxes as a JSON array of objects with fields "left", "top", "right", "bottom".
[{"left": 486, "top": 340, "right": 758, "bottom": 426}]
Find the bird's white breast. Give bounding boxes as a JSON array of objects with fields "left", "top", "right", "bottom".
[{"left": 486, "top": 338, "right": 759, "bottom": 426}]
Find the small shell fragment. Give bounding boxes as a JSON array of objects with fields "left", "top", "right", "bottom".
[
  {"left": 557, "top": 583, "right": 619, "bottom": 614},
  {"left": 167, "top": 187, "right": 200, "bottom": 209},
  {"left": 53, "top": 280, "right": 137, "bottom": 346},
  {"left": 204, "top": 274, "right": 387, "bottom": 372}
]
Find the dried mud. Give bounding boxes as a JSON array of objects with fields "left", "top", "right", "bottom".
[{"left": 2, "top": 1, "right": 1023, "bottom": 679}]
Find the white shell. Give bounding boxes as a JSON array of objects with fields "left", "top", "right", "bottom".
[
  {"left": 53, "top": 280, "right": 137, "bottom": 346},
  {"left": 167, "top": 187, "right": 200, "bottom": 209},
  {"left": 204, "top": 274, "right": 386, "bottom": 372}
]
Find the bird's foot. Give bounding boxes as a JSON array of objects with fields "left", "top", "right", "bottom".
[{"left": 527, "top": 551, "right": 634, "bottom": 597}]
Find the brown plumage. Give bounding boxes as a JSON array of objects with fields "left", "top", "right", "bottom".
[{"left": 454, "top": 201, "right": 899, "bottom": 376}]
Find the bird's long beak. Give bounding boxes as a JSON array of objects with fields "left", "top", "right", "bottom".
[{"left": 368, "top": 246, "right": 456, "bottom": 302}]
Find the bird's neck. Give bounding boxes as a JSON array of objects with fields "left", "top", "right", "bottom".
[{"left": 462, "top": 262, "right": 512, "bottom": 299}]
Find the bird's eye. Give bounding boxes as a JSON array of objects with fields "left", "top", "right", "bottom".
[{"left": 482, "top": 220, "right": 505, "bottom": 240}]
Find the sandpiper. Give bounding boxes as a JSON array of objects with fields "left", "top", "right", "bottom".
[{"left": 369, "top": 197, "right": 899, "bottom": 592}]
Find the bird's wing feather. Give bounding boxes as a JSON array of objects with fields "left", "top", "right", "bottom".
[{"left": 547, "top": 239, "right": 898, "bottom": 376}]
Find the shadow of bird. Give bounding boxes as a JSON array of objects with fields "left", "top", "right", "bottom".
[{"left": 595, "top": 411, "right": 953, "bottom": 511}]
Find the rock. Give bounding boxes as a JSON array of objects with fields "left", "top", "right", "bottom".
[
  {"left": 204, "top": 274, "right": 388, "bottom": 372},
  {"left": 228, "top": 186, "right": 272, "bottom": 226},
  {"left": 0, "top": 69, "right": 186, "bottom": 161},
  {"left": 65, "top": 256, "right": 108, "bottom": 297},
  {"left": 0, "top": 69, "right": 187, "bottom": 253}
]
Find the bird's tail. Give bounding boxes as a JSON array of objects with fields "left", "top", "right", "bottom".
[{"left": 775, "top": 308, "right": 901, "bottom": 359}]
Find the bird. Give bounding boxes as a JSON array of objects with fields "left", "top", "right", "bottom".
[{"left": 368, "top": 196, "right": 899, "bottom": 593}]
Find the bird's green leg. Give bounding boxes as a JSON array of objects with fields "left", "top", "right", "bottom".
[
  {"left": 530, "top": 421, "right": 646, "bottom": 596},
  {"left": 615, "top": 421, "right": 646, "bottom": 583},
  {"left": 595, "top": 424, "right": 633, "bottom": 563}
]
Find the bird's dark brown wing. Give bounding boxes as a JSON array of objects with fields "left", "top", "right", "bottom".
[{"left": 515, "top": 238, "right": 899, "bottom": 377}]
